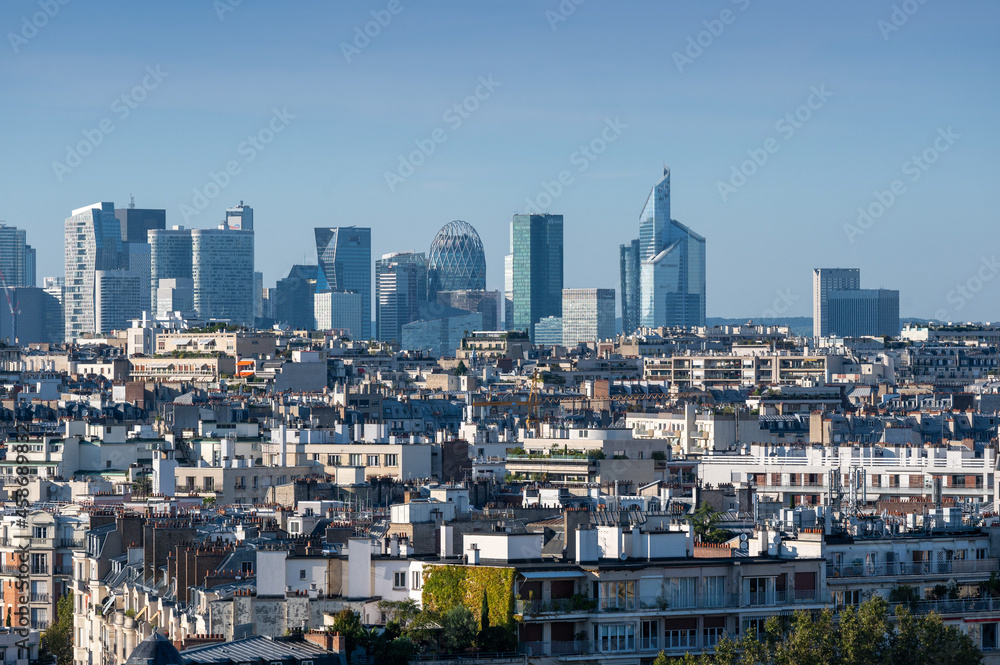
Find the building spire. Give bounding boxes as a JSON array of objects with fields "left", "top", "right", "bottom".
[{"left": 663, "top": 163, "right": 670, "bottom": 177}]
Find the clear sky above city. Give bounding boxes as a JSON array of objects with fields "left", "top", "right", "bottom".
[{"left": 2, "top": 1, "right": 998, "bottom": 321}]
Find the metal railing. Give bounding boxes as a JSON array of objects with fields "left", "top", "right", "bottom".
[
  {"left": 827, "top": 558, "right": 998, "bottom": 579},
  {"left": 520, "top": 640, "right": 593, "bottom": 656},
  {"left": 517, "top": 591, "right": 821, "bottom": 616},
  {"left": 30, "top": 593, "right": 48, "bottom": 603}
]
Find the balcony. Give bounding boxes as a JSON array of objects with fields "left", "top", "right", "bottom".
[
  {"left": 30, "top": 566, "right": 48, "bottom": 576},
  {"left": 519, "top": 640, "right": 593, "bottom": 656},
  {"left": 30, "top": 593, "right": 49, "bottom": 603},
  {"left": 827, "top": 558, "right": 999, "bottom": 580},
  {"left": 59, "top": 538, "right": 85, "bottom": 549},
  {"left": 516, "top": 591, "right": 820, "bottom": 617}
]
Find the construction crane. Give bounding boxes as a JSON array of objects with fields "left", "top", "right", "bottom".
[{"left": 0, "top": 268, "right": 17, "bottom": 344}]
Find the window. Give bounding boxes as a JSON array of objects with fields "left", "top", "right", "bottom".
[
  {"left": 704, "top": 576, "right": 726, "bottom": 607},
  {"left": 600, "top": 581, "right": 635, "bottom": 610},
  {"left": 32, "top": 527, "right": 48, "bottom": 539},
  {"left": 299, "top": 570, "right": 306, "bottom": 579},
  {"left": 350, "top": 454, "right": 363, "bottom": 466},
  {"left": 385, "top": 454, "right": 398, "bottom": 467},
  {"left": 834, "top": 589, "right": 861, "bottom": 607},
  {"left": 665, "top": 626, "right": 696, "bottom": 650},
  {"left": 327, "top": 455, "right": 341, "bottom": 466},
  {"left": 367, "top": 455, "right": 380, "bottom": 467},
  {"left": 394, "top": 572, "right": 406, "bottom": 589},
  {"left": 666, "top": 577, "right": 697, "bottom": 609},
  {"left": 640, "top": 620, "right": 658, "bottom": 651},
  {"left": 595, "top": 623, "right": 635, "bottom": 653},
  {"left": 411, "top": 571, "right": 421, "bottom": 590}
]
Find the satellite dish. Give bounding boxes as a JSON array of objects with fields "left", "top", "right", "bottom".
[
  {"left": 620, "top": 552, "right": 628, "bottom": 560},
  {"left": 739, "top": 533, "right": 748, "bottom": 542}
]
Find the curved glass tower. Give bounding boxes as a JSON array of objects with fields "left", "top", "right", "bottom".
[{"left": 427, "top": 220, "right": 486, "bottom": 297}]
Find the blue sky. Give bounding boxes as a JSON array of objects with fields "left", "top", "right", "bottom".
[{"left": 2, "top": 0, "right": 998, "bottom": 321}]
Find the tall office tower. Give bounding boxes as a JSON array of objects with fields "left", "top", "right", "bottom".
[
  {"left": 827, "top": 288, "right": 900, "bottom": 338},
  {"left": 562, "top": 288, "right": 615, "bottom": 346},
  {"left": 253, "top": 271, "right": 264, "bottom": 319},
  {"left": 436, "top": 290, "right": 500, "bottom": 331},
  {"left": 510, "top": 214, "right": 563, "bottom": 341},
  {"left": 503, "top": 253, "right": 513, "bottom": 330},
  {"left": 314, "top": 291, "right": 364, "bottom": 338},
  {"left": 0, "top": 222, "right": 37, "bottom": 287},
  {"left": 156, "top": 278, "right": 195, "bottom": 318},
  {"left": 191, "top": 226, "right": 254, "bottom": 325},
  {"left": 0, "top": 287, "right": 62, "bottom": 344},
  {"left": 274, "top": 265, "right": 326, "bottom": 330},
  {"left": 64, "top": 203, "right": 124, "bottom": 341},
  {"left": 375, "top": 251, "right": 427, "bottom": 342},
  {"left": 41, "top": 278, "right": 65, "bottom": 344},
  {"left": 115, "top": 204, "right": 166, "bottom": 243},
  {"left": 149, "top": 227, "right": 194, "bottom": 315},
  {"left": 619, "top": 238, "right": 640, "bottom": 334},
  {"left": 94, "top": 270, "right": 143, "bottom": 333},
  {"left": 316, "top": 227, "right": 372, "bottom": 339},
  {"left": 225, "top": 201, "right": 253, "bottom": 231},
  {"left": 123, "top": 242, "right": 152, "bottom": 315},
  {"left": 812, "top": 268, "right": 862, "bottom": 337},
  {"left": 636, "top": 168, "right": 706, "bottom": 328},
  {"left": 427, "top": 220, "right": 486, "bottom": 298}
]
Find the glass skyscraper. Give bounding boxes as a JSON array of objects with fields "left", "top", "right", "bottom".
[
  {"left": 509, "top": 214, "right": 563, "bottom": 341},
  {"left": 375, "top": 251, "right": 427, "bottom": 343},
  {"left": 427, "top": 220, "right": 486, "bottom": 298},
  {"left": 627, "top": 168, "right": 706, "bottom": 329},
  {"left": 315, "top": 227, "right": 372, "bottom": 340},
  {"left": 64, "top": 202, "right": 126, "bottom": 341},
  {"left": 619, "top": 238, "right": 640, "bottom": 335}
]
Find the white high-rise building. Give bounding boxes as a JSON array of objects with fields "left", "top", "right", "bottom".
[
  {"left": 314, "top": 291, "right": 363, "bottom": 338},
  {"left": 504, "top": 253, "right": 513, "bottom": 330},
  {"left": 156, "top": 278, "right": 195, "bottom": 318},
  {"left": 64, "top": 203, "right": 124, "bottom": 341},
  {"left": 562, "top": 288, "right": 615, "bottom": 346},
  {"left": 191, "top": 226, "right": 255, "bottom": 325}
]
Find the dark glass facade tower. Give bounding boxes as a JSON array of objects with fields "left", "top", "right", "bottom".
[
  {"left": 510, "top": 214, "right": 563, "bottom": 341},
  {"left": 620, "top": 238, "right": 640, "bottom": 335},
  {"left": 315, "top": 227, "right": 372, "bottom": 340}
]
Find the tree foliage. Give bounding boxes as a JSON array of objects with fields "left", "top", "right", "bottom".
[
  {"left": 42, "top": 593, "right": 74, "bottom": 665},
  {"left": 441, "top": 605, "right": 477, "bottom": 653},
  {"left": 689, "top": 502, "right": 731, "bottom": 543},
  {"left": 660, "top": 596, "right": 982, "bottom": 665}
]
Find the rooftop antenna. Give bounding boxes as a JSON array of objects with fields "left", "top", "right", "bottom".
[{"left": 129, "top": 194, "right": 135, "bottom": 209}]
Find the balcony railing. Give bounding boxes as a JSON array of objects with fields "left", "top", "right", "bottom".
[
  {"left": 827, "top": 558, "right": 999, "bottom": 579},
  {"left": 517, "top": 591, "right": 820, "bottom": 616},
  {"left": 519, "top": 640, "right": 593, "bottom": 656},
  {"left": 59, "top": 538, "right": 84, "bottom": 548},
  {"left": 30, "top": 593, "right": 49, "bottom": 603}
]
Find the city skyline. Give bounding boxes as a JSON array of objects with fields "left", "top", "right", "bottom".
[{"left": 2, "top": 2, "right": 997, "bottom": 321}]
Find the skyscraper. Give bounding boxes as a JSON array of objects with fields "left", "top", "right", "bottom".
[
  {"left": 64, "top": 202, "right": 125, "bottom": 341},
  {"left": 509, "top": 214, "right": 563, "bottom": 341},
  {"left": 316, "top": 227, "right": 372, "bottom": 340},
  {"left": 427, "top": 220, "right": 486, "bottom": 298},
  {"left": 827, "top": 288, "right": 900, "bottom": 338},
  {"left": 314, "top": 291, "right": 364, "bottom": 338},
  {"left": 149, "top": 227, "right": 194, "bottom": 314},
  {"left": 0, "top": 222, "right": 36, "bottom": 287},
  {"left": 191, "top": 225, "right": 254, "bottom": 325},
  {"left": 619, "top": 238, "right": 640, "bottom": 334},
  {"left": 115, "top": 205, "right": 165, "bottom": 243},
  {"left": 503, "top": 253, "right": 513, "bottom": 330},
  {"left": 375, "top": 251, "right": 427, "bottom": 342},
  {"left": 812, "top": 268, "right": 861, "bottom": 337},
  {"left": 95, "top": 270, "right": 144, "bottom": 333},
  {"left": 562, "top": 288, "right": 615, "bottom": 346},
  {"left": 226, "top": 202, "right": 253, "bottom": 231},
  {"left": 274, "top": 265, "right": 326, "bottom": 330},
  {"left": 635, "top": 168, "right": 706, "bottom": 328}
]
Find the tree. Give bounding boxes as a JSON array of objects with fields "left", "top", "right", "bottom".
[
  {"left": 454, "top": 361, "right": 468, "bottom": 376},
  {"left": 42, "top": 593, "right": 74, "bottom": 665},
  {"left": 330, "top": 609, "right": 365, "bottom": 662},
  {"left": 689, "top": 502, "right": 730, "bottom": 543},
  {"left": 441, "top": 605, "right": 476, "bottom": 653}
]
